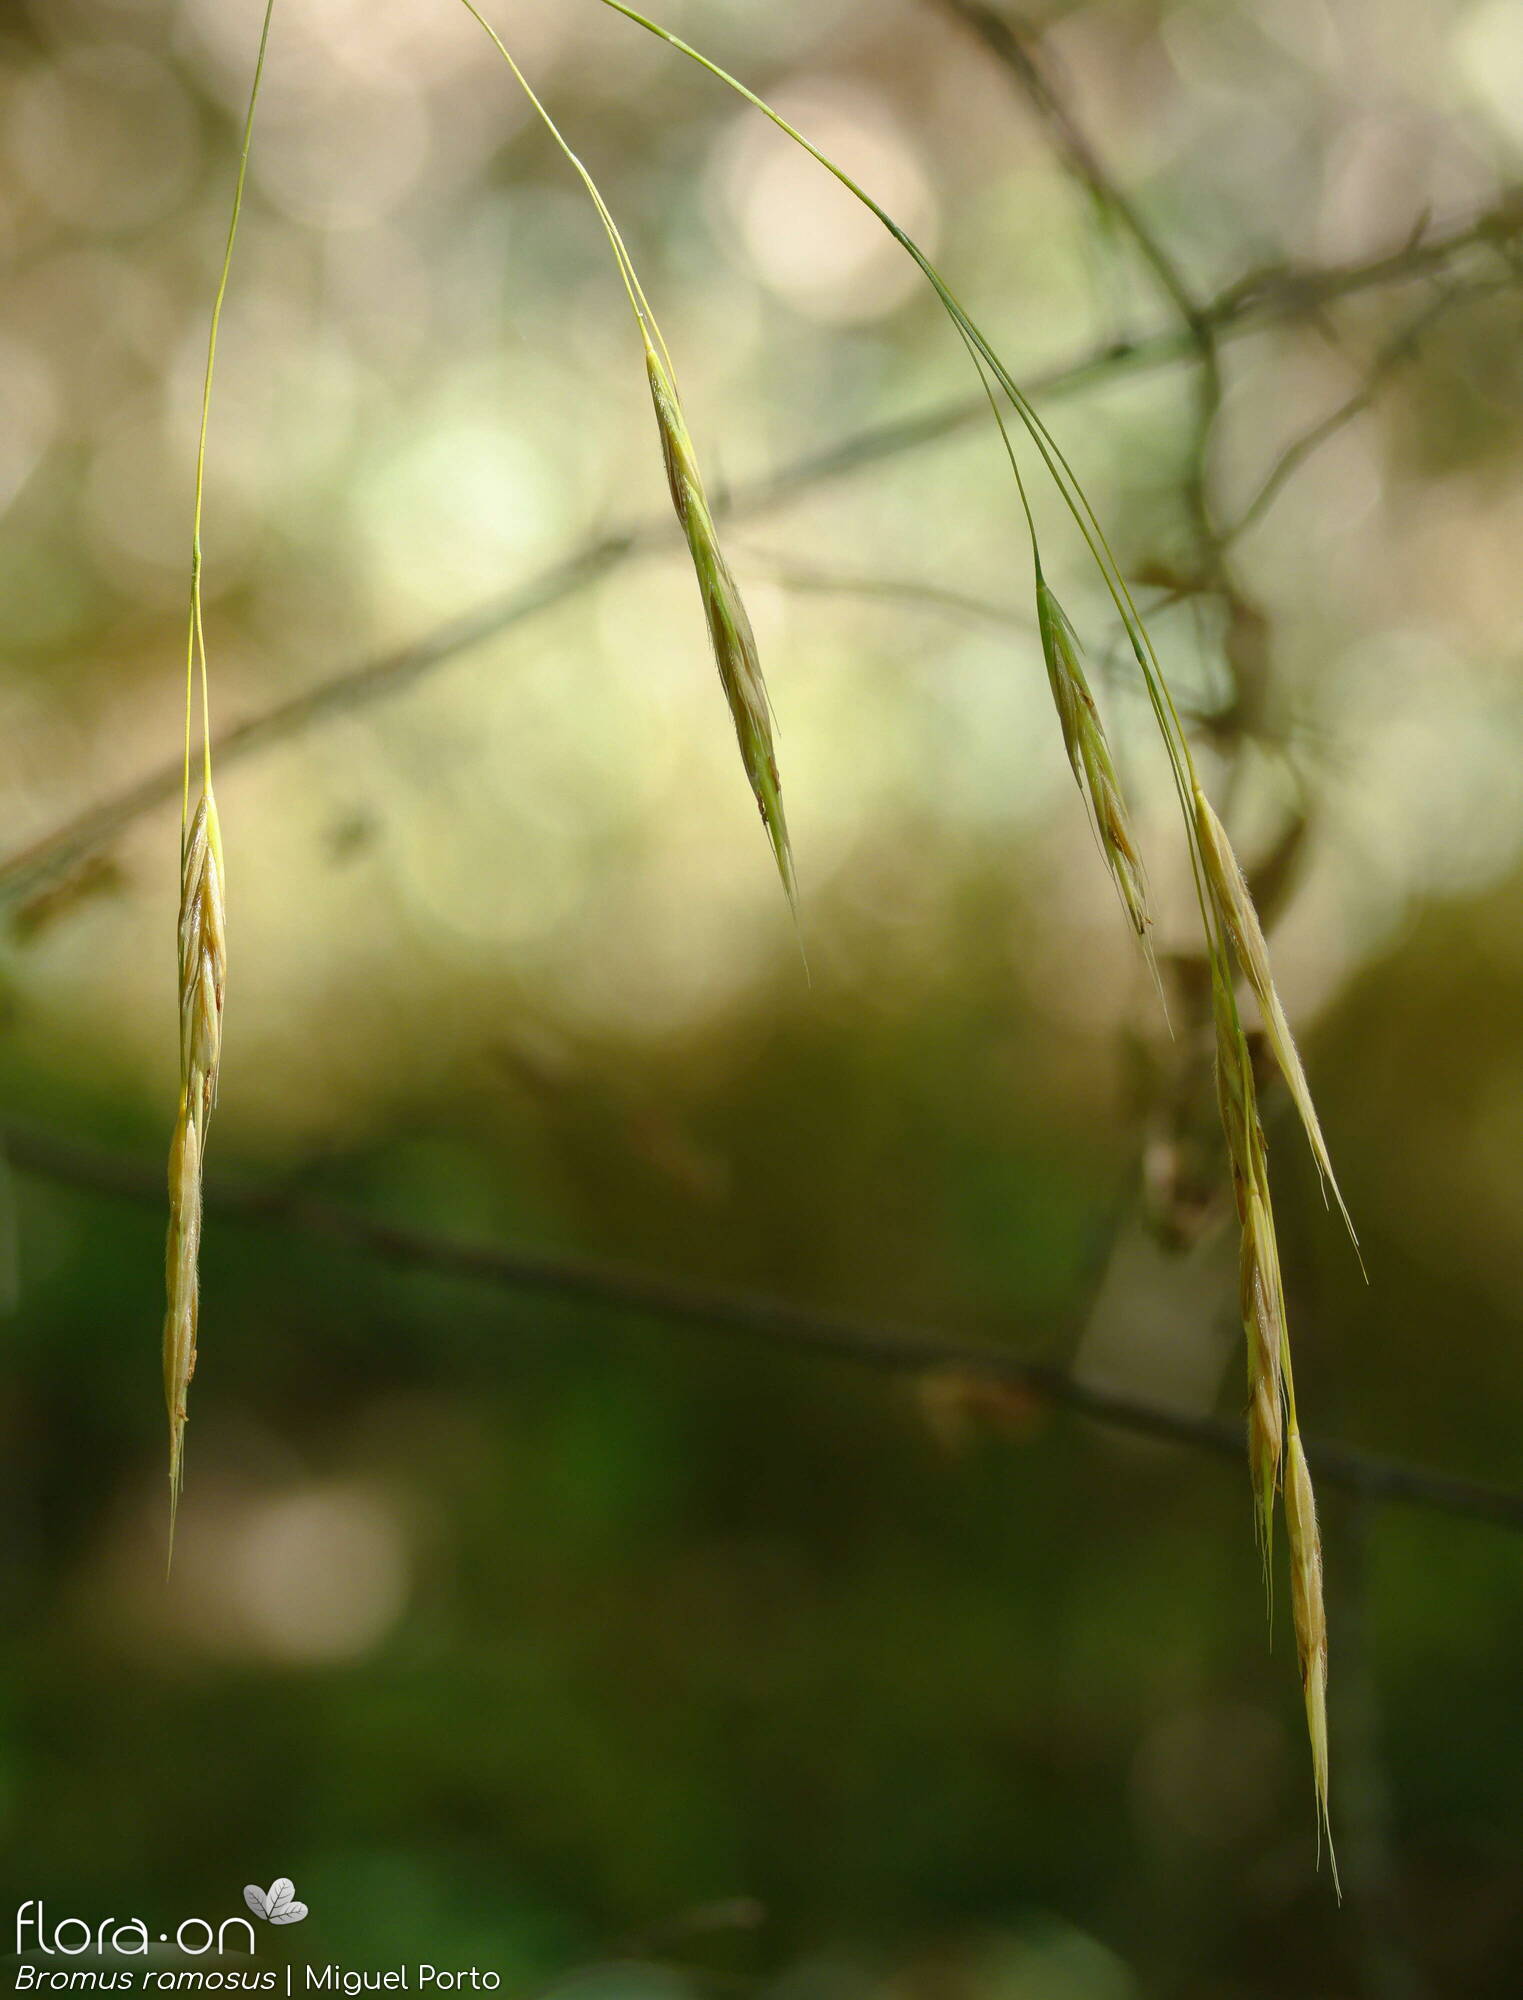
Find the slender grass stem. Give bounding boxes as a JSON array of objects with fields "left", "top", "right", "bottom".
[{"left": 184, "top": 0, "right": 276, "bottom": 827}]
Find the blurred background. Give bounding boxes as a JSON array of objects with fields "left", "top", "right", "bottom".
[{"left": 3, "top": 0, "right": 1523, "bottom": 1992}]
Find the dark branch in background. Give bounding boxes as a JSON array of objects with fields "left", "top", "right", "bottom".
[
  {"left": 930, "top": 0, "right": 1240, "bottom": 634},
  {"left": 1220, "top": 275, "right": 1507, "bottom": 548},
  {"left": 740, "top": 553, "right": 1028, "bottom": 630},
  {"left": 1064, "top": 262, "right": 1494, "bottom": 743},
  {"left": 0, "top": 194, "right": 1518, "bottom": 909},
  {"left": 930, "top": 0, "right": 1202, "bottom": 325},
  {"left": 5, "top": 1121, "right": 1523, "bottom": 1535}
]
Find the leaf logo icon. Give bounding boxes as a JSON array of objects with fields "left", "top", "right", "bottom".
[{"left": 244, "top": 1880, "right": 309, "bottom": 1925}]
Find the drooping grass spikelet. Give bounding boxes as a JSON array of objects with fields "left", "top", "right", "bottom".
[
  {"left": 163, "top": 0, "right": 274, "bottom": 1549},
  {"left": 1036, "top": 580, "right": 1149, "bottom": 936},
  {"left": 593, "top": 0, "right": 1349, "bottom": 1870},
  {"left": 1210, "top": 961, "right": 1283, "bottom": 1575},
  {"left": 178, "top": 794, "right": 227, "bottom": 1110},
  {"left": 1210, "top": 958, "right": 1254, "bottom": 1180},
  {"left": 458, "top": 1, "right": 797, "bottom": 913},
  {"left": 1240, "top": 1185, "right": 1285, "bottom": 1572},
  {"left": 1195, "top": 786, "right": 1357, "bottom": 1250},
  {"left": 643, "top": 333, "right": 795, "bottom": 908},
  {"left": 164, "top": 794, "right": 227, "bottom": 1536},
  {"left": 163, "top": 1097, "right": 200, "bottom": 1512},
  {"left": 164, "top": 790, "right": 227, "bottom": 1533},
  {"left": 1285, "top": 1424, "right": 1340, "bottom": 1895}
]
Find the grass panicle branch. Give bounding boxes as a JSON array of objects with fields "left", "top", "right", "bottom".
[
  {"left": 14, "top": 1117, "right": 1523, "bottom": 1534},
  {"left": 458, "top": 1, "right": 796, "bottom": 915},
  {"left": 164, "top": 0, "right": 275, "bottom": 1552},
  {"left": 595, "top": 0, "right": 1349, "bottom": 1877}
]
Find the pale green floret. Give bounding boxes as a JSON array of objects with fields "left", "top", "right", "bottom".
[
  {"left": 1241, "top": 1185, "right": 1285, "bottom": 1571},
  {"left": 164, "top": 787, "right": 227, "bottom": 1542},
  {"left": 1195, "top": 785, "right": 1357, "bottom": 1251},
  {"left": 1209, "top": 958, "right": 1255, "bottom": 1180},
  {"left": 644, "top": 339, "right": 796, "bottom": 908},
  {"left": 1035, "top": 581, "right": 1149, "bottom": 936},
  {"left": 1285, "top": 1426, "right": 1340, "bottom": 1896}
]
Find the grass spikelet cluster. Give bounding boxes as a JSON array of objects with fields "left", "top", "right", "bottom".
[
  {"left": 162, "top": 0, "right": 274, "bottom": 1550},
  {"left": 459, "top": 1, "right": 796, "bottom": 912},
  {"left": 1200, "top": 853, "right": 1338, "bottom": 1873},
  {"left": 594, "top": 0, "right": 1352, "bottom": 1879}
]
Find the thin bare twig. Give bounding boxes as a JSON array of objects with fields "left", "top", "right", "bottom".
[
  {"left": 0, "top": 196, "right": 1517, "bottom": 908},
  {"left": 5, "top": 1120, "right": 1523, "bottom": 1535},
  {"left": 740, "top": 552, "right": 1025, "bottom": 630},
  {"left": 930, "top": 0, "right": 1200, "bottom": 327},
  {"left": 929, "top": 0, "right": 1232, "bottom": 595},
  {"left": 1222, "top": 274, "right": 1507, "bottom": 547}
]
